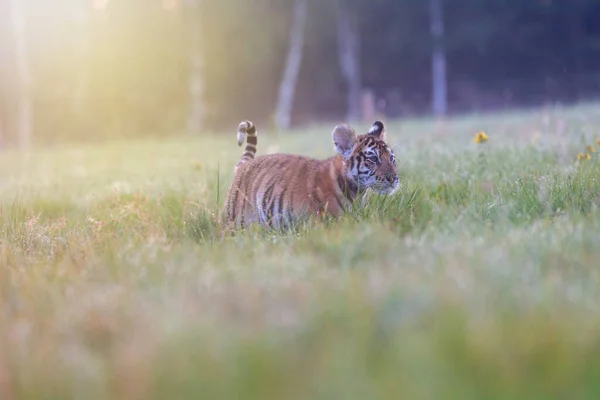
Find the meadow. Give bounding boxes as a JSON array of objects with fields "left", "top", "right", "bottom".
[{"left": 1, "top": 103, "right": 600, "bottom": 399}]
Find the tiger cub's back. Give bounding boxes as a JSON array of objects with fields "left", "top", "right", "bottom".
[{"left": 224, "top": 152, "right": 348, "bottom": 229}]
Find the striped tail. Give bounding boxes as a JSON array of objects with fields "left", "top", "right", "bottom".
[{"left": 235, "top": 120, "right": 258, "bottom": 171}]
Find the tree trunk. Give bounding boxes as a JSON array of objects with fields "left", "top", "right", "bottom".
[
  {"left": 8, "top": 0, "right": 32, "bottom": 151},
  {"left": 430, "top": 0, "right": 447, "bottom": 117},
  {"left": 337, "top": 0, "right": 361, "bottom": 122},
  {"left": 70, "top": 0, "right": 90, "bottom": 117},
  {"left": 274, "top": 0, "right": 308, "bottom": 130},
  {"left": 185, "top": 0, "right": 205, "bottom": 133}
]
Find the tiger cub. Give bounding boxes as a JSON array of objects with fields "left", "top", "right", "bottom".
[{"left": 223, "top": 120, "right": 399, "bottom": 230}]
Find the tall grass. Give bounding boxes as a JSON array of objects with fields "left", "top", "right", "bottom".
[{"left": 1, "top": 103, "right": 600, "bottom": 398}]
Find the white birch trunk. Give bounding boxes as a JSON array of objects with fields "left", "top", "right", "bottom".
[
  {"left": 337, "top": 1, "right": 361, "bottom": 122},
  {"left": 430, "top": 0, "right": 447, "bottom": 117},
  {"left": 8, "top": 0, "right": 33, "bottom": 150},
  {"left": 274, "top": 0, "right": 308, "bottom": 130},
  {"left": 185, "top": 0, "right": 205, "bottom": 133}
]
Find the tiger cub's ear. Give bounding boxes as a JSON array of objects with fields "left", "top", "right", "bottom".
[
  {"left": 332, "top": 124, "right": 358, "bottom": 159},
  {"left": 368, "top": 121, "right": 386, "bottom": 141}
]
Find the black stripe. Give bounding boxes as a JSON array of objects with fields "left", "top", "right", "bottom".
[
  {"left": 263, "top": 185, "right": 274, "bottom": 228},
  {"left": 277, "top": 188, "right": 287, "bottom": 224},
  {"left": 337, "top": 174, "right": 358, "bottom": 202},
  {"left": 266, "top": 196, "right": 276, "bottom": 227},
  {"left": 334, "top": 193, "right": 344, "bottom": 211},
  {"left": 263, "top": 178, "right": 278, "bottom": 225},
  {"left": 250, "top": 171, "right": 270, "bottom": 226},
  {"left": 344, "top": 187, "right": 355, "bottom": 202},
  {"left": 336, "top": 174, "right": 346, "bottom": 198},
  {"left": 267, "top": 193, "right": 278, "bottom": 225},
  {"left": 247, "top": 135, "right": 257, "bottom": 145},
  {"left": 252, "top": 164, "right": 272, "bottom": 202},
  {"left": 348, "top": 179, "right": 358, "bottom": 195},
  {"left": 230, "top": 185, "right": 240, "bottom": 221},
  {"left": 336, "top": 174, "right": 345, "bottom": 190},
  {"left": 261, "top": 182, "right": 276, "bottom": 221},
  {"left": 232, "top": 182, "right": 244, "bottom": 228},
  {"left": 276, "top": 159, "right": 291, "bottom": 171}
]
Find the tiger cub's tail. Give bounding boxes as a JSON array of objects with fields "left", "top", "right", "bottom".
[{"left": 235, "top": 120, "right": 258, "bottom": 171}]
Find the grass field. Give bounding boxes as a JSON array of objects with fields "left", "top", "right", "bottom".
[{"left": 2, "top": 103, "right": 600, "bottom": 399}]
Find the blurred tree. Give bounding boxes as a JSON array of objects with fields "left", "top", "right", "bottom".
[
  {"left": 275, "top": 0, "right": 308, "bottom": 130},
  {"left": 429, "top": 0, "right": 446, "bottom": 117},
  {"left": 8, "top": 0, "right": 32, "bottom": 151},
  {"left": 68, "top": 0, "right": 91, "bottom": 118},
  {"left": 185, "top": 0, "right": 205, "bottom": 134},
  {"left": 0, "top": 2, "right": 8, "bottom": 149},
  {"left": 1, "top": 0, "right": 599, "bottom": 146},
  {"left": 198, "top": 0, "right": 290, "bottom": 129},
  {"left": 337, "top": 0, "right": 362, "bottom": 122}
]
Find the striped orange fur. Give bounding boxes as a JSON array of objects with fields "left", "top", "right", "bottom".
[{"left": 223, "top": 120, "right": 400, "bottom": 230}]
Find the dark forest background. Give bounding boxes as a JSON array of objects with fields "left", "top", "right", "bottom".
[{"left": 1, "top": 0, "right": 600, "bottom": 147}]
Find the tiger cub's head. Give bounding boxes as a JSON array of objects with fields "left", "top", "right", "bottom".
[{"left": 333, "top": 121, "right": 400, "bottom": 195}]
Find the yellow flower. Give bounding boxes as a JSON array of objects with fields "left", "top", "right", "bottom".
[
  {"left": 577, "top": 152, "right": 591, "bottom": 161},
  {"left": 596, "top": 139, "right": 600, "bottom": 147},
  {"left": 588, "top": 145, "right": 596, "bottom": 153},
  {"left": 474, "top": 131, "right": 489, "bottom": 144}
]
